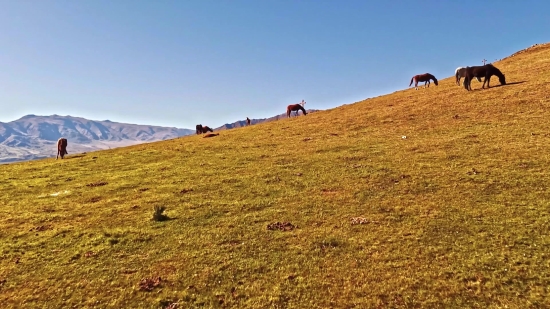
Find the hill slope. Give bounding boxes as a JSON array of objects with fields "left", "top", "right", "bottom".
[
  {"left": 214, "top": 109, "right": 319, "bottom": 131},
  {"left": 0, "top": 115, "right": 195, "bottom": 163},
  {"left": 1, "top": 43, "right": 550, "bottom": 308}
]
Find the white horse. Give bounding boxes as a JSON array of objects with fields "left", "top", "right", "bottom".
[{"left": 455, "top": 67, "right": 482, "bottom": 86}]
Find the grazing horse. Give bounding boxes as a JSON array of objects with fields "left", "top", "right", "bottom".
[
  {"left": 246, "top": 117, "right": 251, "bottom": 126},
  {"left": 56, "top": 138, "right": 68, "bottom": 160},
  {"left": 455, "top": 67, "right": 482, "bottom": 86},
  {"left": 409, "top": 73, "right": 438, "bottom": 90},
  {"left": 286, "top": 104, "right": 307, "bottom": 118},
  {"left": 196, "top": 124, "right": 213, "bottom": 134},
  {"left": 463, "top": 64, "right": 506, "bottom": 91}
]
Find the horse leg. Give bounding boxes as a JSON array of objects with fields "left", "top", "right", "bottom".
[
  {"left": 415, "top": 80, "right": 418, "bottom": 90},
  {"left": 486, "top": 76, "right": 491, "bottom": 88}
]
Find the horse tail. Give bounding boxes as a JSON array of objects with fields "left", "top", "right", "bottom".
[{"left": 409, "top": 76, "right": 414, "bottom": 87}]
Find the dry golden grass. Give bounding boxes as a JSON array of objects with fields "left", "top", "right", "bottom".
[{"left": 1, "top": 43, "right": 550, "bottom": 308}]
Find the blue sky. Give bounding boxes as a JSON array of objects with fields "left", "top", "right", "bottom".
[{"left": 0, "top": 1, "right": 548, "bottom": 129}]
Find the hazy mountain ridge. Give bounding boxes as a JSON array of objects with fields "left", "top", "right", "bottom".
[
  {"left": 214, "top": 109, "right": 319, "bottom": 131},
  {"left": 0, "top": 115, "right": 195, "bottom": 163},
  {"left": 1, "top": 111, "right": 321, "bottom": 163}
]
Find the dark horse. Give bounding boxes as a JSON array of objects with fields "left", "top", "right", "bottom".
[
  {"left": 463, "top": 64, "right": 506, "bottom": 91},
  {"left": 196, "top": 124, "right": 213, "bottom": 134},
  {"left": 409, "top": 73, "right": 438, "bottom": 90},
  {"left": 455, "top": 67, "right": 482, "bottom": 86},
  {"left": 286, "top": 104, "right": 307, "bottom": 118},
  {"left": 246, "top": 117, "right": 251, "bottom": 126},
  {"left": 56, "top": 138, "right": 68, "bottom": 160}
]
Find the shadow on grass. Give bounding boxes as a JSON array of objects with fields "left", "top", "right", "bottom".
[
  {"left": 468, "top": 81, "right": 527, "bottom": 91},
  {"left": 65, "top": 154, "right": 87, "bottom": 159},
  {"left": 492, "top": 81, "right": 527, "bottom": 88}
]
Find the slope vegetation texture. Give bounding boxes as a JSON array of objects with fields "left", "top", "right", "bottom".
[{"left": 1, "top": 43, "right": 550, "bottom": 308}]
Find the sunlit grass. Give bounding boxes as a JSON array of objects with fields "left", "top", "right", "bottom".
[{"left": 1, "top": 43, "right": 550, "bottom": 308}]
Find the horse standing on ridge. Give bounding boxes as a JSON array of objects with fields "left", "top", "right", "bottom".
[
  {"left": 246, "top": 117, "right": 251, "bottom": 126},
  {"left": 463, "top": 64, "right": 506, "bottom": 91},
  {"left": 409, "top": 73, "right": 438, "bottom": 90},
  {"left": 56, "top": 138, "right": 68, "bottom": 160},
  {"left": 196, "top": 124, "right": 214, "bottom": 134},
  {"left": 286, "top": 104, "right": 307, "bottom": 118},
  {"left": 455, "top": 67, "right": 482, "bottom": 86}
]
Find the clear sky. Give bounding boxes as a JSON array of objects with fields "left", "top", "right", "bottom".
[{"left": 1, "top": 1, "right": 548, "bottom": 129}]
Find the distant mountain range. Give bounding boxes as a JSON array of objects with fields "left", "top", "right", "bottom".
[
  {"left": 0, "top": 110, "right": 319, "bottom": 163},
  {"left": 0, "top": 115, "right": 195, "bottom": 163}
]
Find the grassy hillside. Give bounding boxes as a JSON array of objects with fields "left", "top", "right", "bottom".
[{"left": 1, "top": 43, "right": 550, "bottom": 309}]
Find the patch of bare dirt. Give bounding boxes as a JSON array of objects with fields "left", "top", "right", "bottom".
[
  {"left": 267, "top": 222, "right": 296, "bottom": 231},
  {"left": 138, "top": 276, "right": 162, "bottom": 291},
  {"left": 29, "top": 225, "right": 50, "bottom": 232},
  {"left": 350, "top": 217, "right": 369, "bottom": 225},
  {"left": 87, "top": 181, "right": 108, "bottom": 187}
]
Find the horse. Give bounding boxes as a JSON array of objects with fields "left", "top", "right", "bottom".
[
  {"left": 56, "top": 138, "right": 68, "bottom": 160},
  {"left": 455, "top": 67, "right": 482, "bottom": 86},
  {"left": 246, "top": 117, "right": 251, "bottom": 126},
  {"left": 409, "top": 73, "right": 438, "bottom": 90},
  {"left": 463, "top": 64, "right": 506, "bottom": 91},
  {"left": 196, "top": 124, "right": 203, "bottom": 135},
  {"left": 286, "top": 104, "right": 307, "bottom": 118}
]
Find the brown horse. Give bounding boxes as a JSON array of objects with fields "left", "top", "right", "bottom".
[
  {"left": 463, "top": 64, "right": 506, "bottom": 91},
  {"left": 56, "top": 138, "right": 68, "bottom": 159},
  {"left": 286, "top": 104, "right": 307, "bottom": 118},
  {"left": 409, "top": 73, "right": 438, "bottom": 90},
  {"left": 196, "top": 124, "right": 213, "bottom": 134},
  {"left": 246, "top": 117, "right": 251, "bottom": 126}
]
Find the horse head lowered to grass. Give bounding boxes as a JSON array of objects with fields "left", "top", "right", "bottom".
[{"left": 196, "top": 124, "right": 214, "bottom": 134}]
